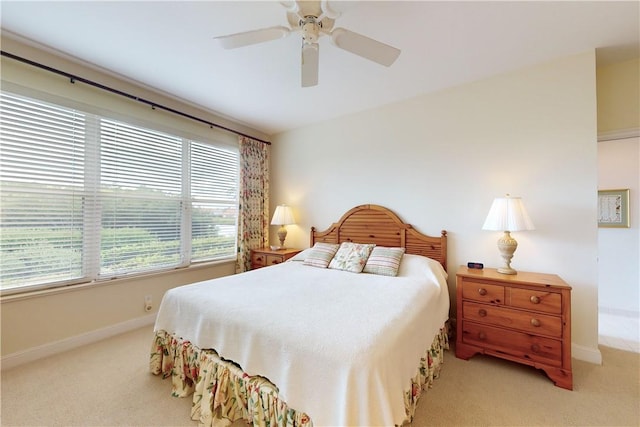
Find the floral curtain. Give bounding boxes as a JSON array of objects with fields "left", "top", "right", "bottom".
[{"left": 236, "top": 136, "right": 270, "bottom": 273}]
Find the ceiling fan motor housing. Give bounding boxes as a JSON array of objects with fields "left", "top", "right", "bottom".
[{"left": 301, "top": 16, "right": 320, "bottom": 44}]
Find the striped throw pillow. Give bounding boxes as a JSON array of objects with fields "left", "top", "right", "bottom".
[
  {"left": 363, "top": 247, "right": 406, "bottom": 276},
  {"left": 303, "top": 242, "right": 340, "bottom": 268}
]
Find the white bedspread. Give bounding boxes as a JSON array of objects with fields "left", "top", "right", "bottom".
[{"left": 154, "top": 254, "right": 449, "bottom": 426}]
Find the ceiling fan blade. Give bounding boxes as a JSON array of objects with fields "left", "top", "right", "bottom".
[
  {"left": 301, "top": 43, "right": 319, "bottom": 87},
  {"left": 331, "top": 27, "right": 400, "bottom": 66},
  {"left": 214, "top": 26, "right": 290, "bottom": 49}
]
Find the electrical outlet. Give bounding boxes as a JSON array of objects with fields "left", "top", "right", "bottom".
[{"left": 144, "top": 295, "right": 153, "bottom": 312}]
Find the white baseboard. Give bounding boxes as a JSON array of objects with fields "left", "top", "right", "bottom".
[
  {"left": 572, "top": 342, "right": 602, "bottom": 365},
  {"left": 597, "top": 127, "right": 640, "bottom": 142},
  {"left": 599, "top": 306, "right": 640, "bottom": 318},
  {"left": 1, "top": 313, "right": 157, "bottom": 371}
]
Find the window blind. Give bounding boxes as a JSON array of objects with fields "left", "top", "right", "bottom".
[
  {"left": 0, "top": 91, "right": 239, "bottom": 294},
  {"left": 99, "top": 119, "right": 184, "bottom": 276},
  {"left": 0, "top": 92, "right": 87, "bottom": 290},
  {"left": 190, "top": 141, "right": 239, "bottom": 261}
]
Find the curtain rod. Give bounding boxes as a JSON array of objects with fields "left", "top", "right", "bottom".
[{"left": 0, "top": 50, "right": 271, "bottom": 145}]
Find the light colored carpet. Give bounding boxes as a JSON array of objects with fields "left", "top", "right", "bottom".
[{"left": 1, "top": 325, "right": 638, "bottom": 426}]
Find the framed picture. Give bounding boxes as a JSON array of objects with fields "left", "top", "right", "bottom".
[{"left": 598, "top": 189, "right": 630, "bottom": 228}]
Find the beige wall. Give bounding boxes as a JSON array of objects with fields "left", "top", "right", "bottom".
[
  {"left": 271, "top": 52, "right": 601, "bottom": 362},
  {"left": 597, "top": 58, "right": 640, "bottom": 133},
  {"left": 1, "top": 262, "right": 235, "bottom": 357},
  {"left": 0, "top": 36, "right": 270, "bottom": 145}
]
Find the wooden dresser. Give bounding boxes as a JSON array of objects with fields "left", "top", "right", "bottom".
[
  {"left": 455, "top": 266, "right": 573, "bottom": 390},
  {"left": 250, "top": 247, "right": 302, "bottom": 270}
]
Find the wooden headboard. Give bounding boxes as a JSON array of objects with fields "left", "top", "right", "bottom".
[{"left": 310, "top": 204, "right": 448, "bottom": 271}]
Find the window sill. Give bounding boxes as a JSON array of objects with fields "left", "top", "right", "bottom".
[{"left": 0, "top": 258, "right": 237, "bottom": 303}]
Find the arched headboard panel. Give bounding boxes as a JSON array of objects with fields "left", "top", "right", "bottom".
[{"left": 310, "top": 204, "right": 447, "bottom": 271}]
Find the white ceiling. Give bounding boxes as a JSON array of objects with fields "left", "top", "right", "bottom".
[{"left": 1, "top": 1, "right": 639, "bottom": 136}]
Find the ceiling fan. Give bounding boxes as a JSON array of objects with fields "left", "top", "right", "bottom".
[{"left": 213, "top": 0, "right": 401, "bottom": 87}]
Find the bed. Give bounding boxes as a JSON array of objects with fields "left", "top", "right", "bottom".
[{"left": 150, "top": 204, "right": 449, "bottom": 426}]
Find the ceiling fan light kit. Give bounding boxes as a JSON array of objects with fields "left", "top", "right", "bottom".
[{"left": 213, "top": 0, "right": 401, "bottom": 87}]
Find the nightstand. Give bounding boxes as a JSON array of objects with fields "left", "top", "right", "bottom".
[
  {"left": 250, "top": 247, "right": 302, "bottom": 270},
  {"left": 455, "top": 266, "right": 573, "bottom": 390}
]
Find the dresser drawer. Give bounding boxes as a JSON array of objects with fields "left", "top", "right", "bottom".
[
  {"left": 250, "top": 248, "right": 302, "bottom": 270},
  {"left": 463, "top": 301, "right": 562, "bottom": 338},
  {"left": 252, "top": 254, "right": 284, "bottom": 268},
  {"left": 251, "top": 252, "right": 267, "bottom": 268},
  {"left": 461, "top": 321, "right": 562, "bottom": 367},
  {"left": 508, "top": 288, "right": 562, "bottom": 314},
  {"left": 265, "top": 254, "right": 283, "bottom": 266},
  {"left": 461, "top": 280, "right": 504, "bottom": 304}
]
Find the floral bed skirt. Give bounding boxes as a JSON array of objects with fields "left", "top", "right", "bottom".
[{"left": 150, "top": 325, "right": 449, "bottom": 427}]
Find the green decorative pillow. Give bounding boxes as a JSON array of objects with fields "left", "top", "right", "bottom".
[
  {"left": 328, "top": 242, "right": 375, "bottom": 273},
  {"left": 363, "top": 247, "right": 406, "bottom": 276},
  {"left": 303, "top": 243, "right": 340, "bottom": 268}
]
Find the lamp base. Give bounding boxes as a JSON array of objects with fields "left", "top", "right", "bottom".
[
  {"left": 277, "top": 226, "right": 288, "bottom": 250},
  {"left": 497, "top": 266, "right": 517, "bottom": 275},
  {"left": 496, "top": 231, "right": 518, "bottom": 275}
]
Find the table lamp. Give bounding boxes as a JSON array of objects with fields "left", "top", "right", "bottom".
[
  {"left": 482, "top": 194, "right": 535, "bottom": 274},
  {"left": 271, "top": 205, "right": 295, "bottom": 249}
]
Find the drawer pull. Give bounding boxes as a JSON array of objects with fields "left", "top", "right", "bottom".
[
  {"left": 531, "top": 343, "right": 541, "bottom": 353},
  {"left": 256, "top": 256, "right": 263, "bottom": 261},
  {"left": 478, "top": 288, "right": 488, "bottom": 296},
  {"left": 478, "top": 331, "right": 487, "bottom": 340},
  {"left": 530, "top": 295, "right": 541, "bottom": 304},
  {"left": 478, "top": 308, "right": 487, "bottom": 317},
  {"left": 531, "top": 318, "right": 541, "bottom": 327},
  {"left": 271, "top": 260, "right": 280, "bottom": 265}
]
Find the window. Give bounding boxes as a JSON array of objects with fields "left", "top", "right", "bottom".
[{"left": 0, "top": 91, "right": 239, "bottom": 294}]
